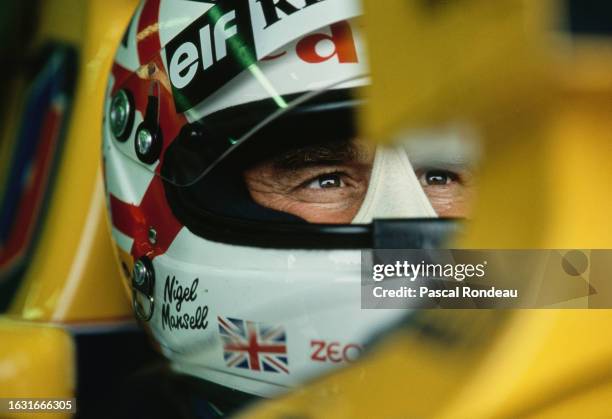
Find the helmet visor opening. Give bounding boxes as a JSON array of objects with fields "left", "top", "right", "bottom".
[{"left": 163, "top": 86, "right": 368, "bottom": 224}]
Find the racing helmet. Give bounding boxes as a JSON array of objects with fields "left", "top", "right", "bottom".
[{"left": 102, "top": 0, "right": 465, "bottom": 404}]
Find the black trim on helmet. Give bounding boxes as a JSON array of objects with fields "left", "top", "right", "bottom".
[
  {"left": 161, "top": 89, "right": 460, "bottom": 249},
  {"left": 160, "top": 89, "right": 361, "bottom": 186},
  {"left": 164, "top": 173, "right": 458, "bottom": 248}
]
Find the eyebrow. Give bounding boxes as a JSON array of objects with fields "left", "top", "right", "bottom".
[{"left": 272, "top": 140, "right": 361, "bottom": 169}]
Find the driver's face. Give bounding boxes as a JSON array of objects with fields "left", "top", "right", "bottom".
[{"left": 243, "top": 139, "right": 475, "bottom": 223}]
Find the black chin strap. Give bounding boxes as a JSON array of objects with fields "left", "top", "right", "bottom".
[{"left": 372, "top": 218, "right": 460, "bottom": 249}]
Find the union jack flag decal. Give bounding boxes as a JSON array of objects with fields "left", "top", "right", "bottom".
[{"left": 218, "top": 316, "right": 289, "bottom": 374}]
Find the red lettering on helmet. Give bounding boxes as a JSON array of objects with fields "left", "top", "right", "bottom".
[
  {"left": 326, "top": 342, "right": 342, "bottom": 363},
  {"left": 342, "top": 343, "right": 362, "bottom": 362},
  {"left": 296, "top": 21, "right": 357, "bottom": 64},
  {"left": 310, "top": 340, "right": 363, "bottom": 363},
  {"left": 310, "top": 340, "right": 326, "bottom": 362},
  {"left": 261, "top": 51, "right": 288, "bottom": 60}
]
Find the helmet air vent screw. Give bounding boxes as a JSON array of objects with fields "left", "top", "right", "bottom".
[
  {"left": 134, "top": 82, "right": 162, "bottom": 164},
  {"left": 148, "top": 227, "right": 157, "bottom": 245},
  {"left": 136, "top": 128, "right": 153, "bottom": 155},
  {"left": 109, "top": 89, "right": 135, "bottom": 142},
  {"left": 132, "top": 257, "right": 155, "bottom": 321}
]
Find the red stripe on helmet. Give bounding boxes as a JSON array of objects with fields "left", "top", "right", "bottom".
[
  {"left": 110, "top": 62, "right": 134, "bottom": 97},
  {"left": 136, "top": 0, "right": 162, "bottom": 66},
  {"left": 109, "top": 177, "right": 182, "bottom": 259}
]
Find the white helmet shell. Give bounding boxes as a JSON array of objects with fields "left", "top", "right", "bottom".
[{"left": 102, "top": 0, "right": 430, "bottom": 398}]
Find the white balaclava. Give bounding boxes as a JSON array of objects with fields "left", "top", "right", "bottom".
[{"left": 352, "top": 146, "right": 437, "bottom": 223}]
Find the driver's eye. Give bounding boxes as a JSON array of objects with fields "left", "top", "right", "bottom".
[
  {"left": 306, "top": 173, "right": 344, "bottom": 189},
  {"left": 420, "top": 169, "right": 458, "bottom": 186}
]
